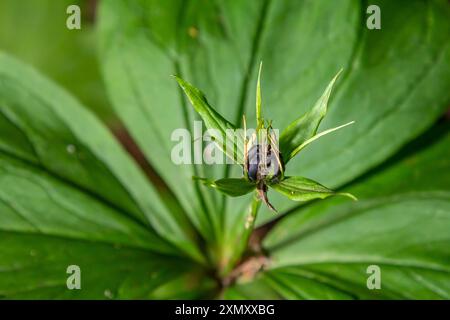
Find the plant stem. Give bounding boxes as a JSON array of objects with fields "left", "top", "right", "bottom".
[
  {"left": 241, "top": 193, "right": 262, "bottom": 251},
  {"left": 227, "top": 193, "right": 262, "bottom": 273}
]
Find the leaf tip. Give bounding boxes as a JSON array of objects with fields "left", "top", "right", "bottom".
[
  {"left": 336, "top": 68, "right": 344, "bottom": 79},
  {"left": 328, "top": 68, "right": 344, "bottom": 88},
  {"left": 172, "top": 74, "right": 182, "bottom": 85},
  {"left": 339, "top": 192, "right": 358, "bottom": 201},
  {"left": 172, "top": 75, "right": 188, "bottom": 88}
]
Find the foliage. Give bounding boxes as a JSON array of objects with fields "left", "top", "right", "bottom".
[{"left": 0, "top": 0, "right": 449, "bottom": 299}]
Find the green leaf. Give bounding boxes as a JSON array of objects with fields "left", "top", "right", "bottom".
[
  {"left": 147, "top": 272, "right": 216, "bottom": 299},
  {"left": 286, "top": 121, "right": 355, "bottom": 161},
  {"left": 0, "top": 52, "right": 203, "bottom": 262},
  {"left": 0, "top": 153, "right": 174, "bottom": 254},
  {"left": 270, "top": 176, "right": 356, "bottom": 202},
  {"left": 259, "top": 192, "right": 450, "bottom": 299},
  {"left": 175, "top": 76, "right": 244, "bottom": 165},
  {"left": 195, "top": 177, "right": 255, "bottom": 197},
  {"left": 279, "top": 69, "right": 342, "bottom": 162},
  {"left": 0, "top": 232, "right": 201, "bottom": 299},
  {"left": 262, "top": 269, "right": 353, "bottom": 299},
  {"left": 346, "top": 123, "right": 450, "bottom": 199},
  {"left": 222, "top": 276, "right": 282, "bottom": 299},
  {"left": 226, "top": 269, "right": 351, "bottom": 300},
  {"left": 256, "top": 61, "right": 263, "bottom": 130},
  {"left": 0, "top": 152, "right": 209, "bottom": 299}
]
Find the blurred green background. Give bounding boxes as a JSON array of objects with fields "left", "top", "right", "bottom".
[{"left": 0, "top": 0, "right": 115, "bottom": 123}]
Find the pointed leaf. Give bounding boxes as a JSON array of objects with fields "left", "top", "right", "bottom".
[
  {"left": 270, "top": 176, "right": 356, "bottom": 202},
  {"left": 287, "top": 121, "right": 355, "bottom": 160},
  {"left": 279, "top": 69, "right": 342, "bottom": 163},
  {"left": 256, "top": 61, "right": 263, "bottom": 129},
  {"left": 195, "top": 177, "right": 256, "bottom": 197},
  {"left": 175, "top": 76, "right": 245, "bottom": 165},
  {"left": 0, "top": 52, "right": 203, "bottom": 262}
]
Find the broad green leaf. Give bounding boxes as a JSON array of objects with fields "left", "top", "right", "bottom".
[
  {"left": 345, "top": 123, "right": 450, "bottom": 199},
  {"left": 222, "top": 260, "right": 353, "bottom": 300},
  {"left": 196, "top": 177, "right": 256, "bottom": 197},
  {"left": 175, "top": 76, "right": 244, "bottom": 165},
  {"left": 259, "top": 193, "right": 450, "bottom": 299},
  {"left": 222, "top": 277, "right": 282, "bottom": 300},
  {"left": 270, "top": 176, "right": 356, "bottom": 202},
  {"left": 0, "top": 52, "right": 202, "bottom": 261},
  {"left": 0, "top": 153, "right": 174, "bottom": 254},
  {"left": 279, "top": 70, "right": 342, "bottom": 162},
  {"left": 0, "top": 232, "right": 201, "bottom": 299},
  {"left": 0, "top": 152, "right": 208, "bottom": 299},
  {"left": 263, "top": 270, "right": 353, "bottom": 299},
  {"left": 147, "top": 272, "right": 216, "bottom": 299}
]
